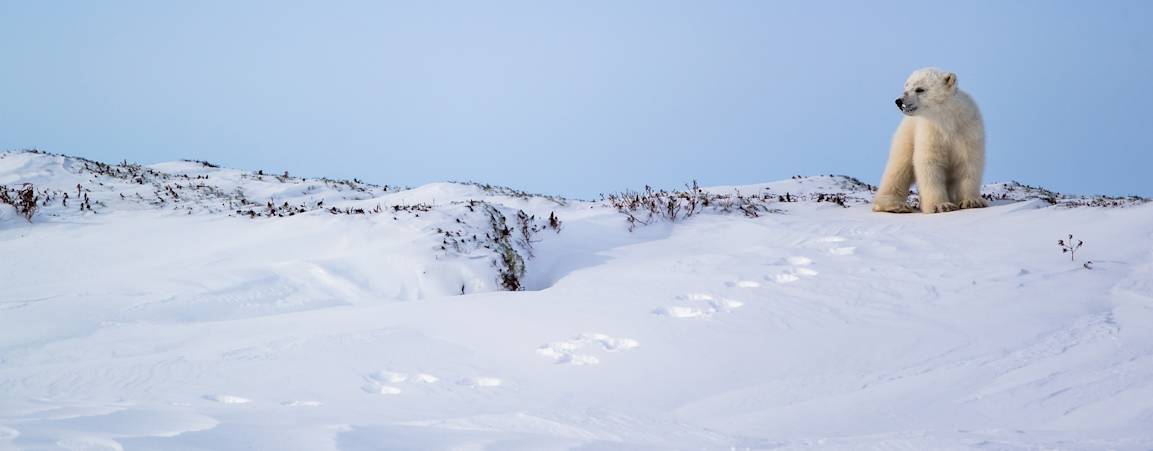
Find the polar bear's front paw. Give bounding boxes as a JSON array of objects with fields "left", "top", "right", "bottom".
[
  {"left": 873, "top": 203, "right": 915, "bottom": 213},
  {"left": 927, "top": 202, "right": 959, "bottom": 213},
  {"left": 958, "top": 198, "right": 988, "bottom": 209}
]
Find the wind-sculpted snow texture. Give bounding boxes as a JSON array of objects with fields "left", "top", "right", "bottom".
[{"left": 2, "top": 149, "right": 1152, "bottom": 450}]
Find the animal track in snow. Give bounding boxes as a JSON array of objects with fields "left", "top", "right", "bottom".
[
  {"left": 681, "top": 293, "right": 743, "bottom": 311},
  {"left": 368, "top": 370, "right": 408, "bottom": 384},
  {"left": 586, "top": 333, "right": 640, "bottom": 351},
  {"left": 653, "top": 306, "right": 709, "bottom": 318},
  {"left": 726, "top": 280, "right": 761, "bottom": 288},
  {"left": 362, "top": 369, "right": 440, "bottom": 395},
  {"left": 829, "top": 246, "right": 857, "bottom": 256},
  {"left": 557, "top": 354, "right": 600, "bottom": 365},
  {"left": 203, "top": 394, "right": 252, "bottom": 404},
  {"left": 769, "top": 273, "right": 801, "bottom": 284},
  {"left": 362, "top": 381, "right": 402, "bottom": 395},
  {"left": 762, "top": 256, "right": 819, "bottom": 282},
  {"left": 537, "top": 340, "right": 593, "bottom": 364},
  {"left": 794, "top": 267, "right": 819, "bottom": 277},
  {"left": 281, "top": 400, "right": 323, "bottom": 407},
  {"left": 537, "top": 333, "right": 639, "bottom": 365},
  {"left": 656, "top": 293, "right": 743, "bottom": 319},
  {"left": 786, "top": 256, "right": 813, "bottom": 266},
  {"left": 714, "top": 298, "right": 744, "bottom": 309},
  {"left": 457, "top": 377, "right": 502, "bottom": 387}
]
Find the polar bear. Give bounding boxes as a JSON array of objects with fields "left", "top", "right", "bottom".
[{"left": 873, "top": 68, "right": 987, "bottom": 214}]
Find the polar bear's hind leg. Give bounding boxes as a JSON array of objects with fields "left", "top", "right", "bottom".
[
  {"left": 954, "top": 148, "right": 988, "bottom": 209},
  {"left": 912, "top": 131, "right": 957, "bottom": 214}
]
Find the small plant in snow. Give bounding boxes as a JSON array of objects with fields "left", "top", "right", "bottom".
[
  {"left": 0, "top": 184, "right": 39, "bottom": 222},
  {"left": 182, "top": 159, "right": 220, "bottom": 168},
  {"left": 514, "top": 210, "right": 545, "bottom": 259},
  {"left": 1057, "top": 234, "right": 1085, "bottom": 263},
  {"left": 16, "top": 184, "right": 38, "bottom": 221},
  {"left": 547, "top": 211, "right": 562, "bottom": 232}
]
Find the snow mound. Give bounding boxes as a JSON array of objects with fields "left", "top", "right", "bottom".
[{"left": 2, "top": 149, "right": 1153, "bottom": 449}]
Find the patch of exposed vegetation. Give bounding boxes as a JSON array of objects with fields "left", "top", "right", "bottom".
[
  {"left": 0, "top": 183, "right": 38, "bottom": 222},
  {"left": 449, "top": 180, "right": 570, "bottom": 206},
  {"left": 602, "top": 181, "right": 781, "bottom": 231},
  {"left": 982, "top": 181, "right": 1148, "bottom": 208}
]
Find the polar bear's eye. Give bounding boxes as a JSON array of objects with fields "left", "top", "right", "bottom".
[{"left": 915, "top": 87, "right": 925, "bottom": 94}]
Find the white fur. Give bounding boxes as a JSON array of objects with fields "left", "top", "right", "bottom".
[{"left": 874, "top": 68, "right": 987, "bottom": 214}]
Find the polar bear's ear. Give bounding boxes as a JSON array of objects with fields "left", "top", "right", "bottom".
[{"left": 944, "top": 73, "right": 957, "bottom": 88}]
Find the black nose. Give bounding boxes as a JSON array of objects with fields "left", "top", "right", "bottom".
[{"left": 895, "top": 98, "right": 904, "bottom": 108}]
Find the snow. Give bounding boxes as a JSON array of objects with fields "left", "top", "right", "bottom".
[{"left": 2, "top": 150, "right": 1153, "bottom": 450}]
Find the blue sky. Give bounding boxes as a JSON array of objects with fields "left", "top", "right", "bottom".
[{"left": 1, "top": 1, "right": 1150, "bottom": 198}]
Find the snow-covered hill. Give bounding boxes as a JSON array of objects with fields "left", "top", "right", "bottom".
[{"left": 1, "top": 149, "right": 1152, "bottom": 450}]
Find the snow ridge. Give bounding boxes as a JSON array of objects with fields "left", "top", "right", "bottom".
[{"left": 2, "top": 149, "right": 1153, "bottom": 450}]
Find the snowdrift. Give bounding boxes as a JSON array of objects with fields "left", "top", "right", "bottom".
[{"left": 2, "top": 149, "right": 1152, "bottom": 450}]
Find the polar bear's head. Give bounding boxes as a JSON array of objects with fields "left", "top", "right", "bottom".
[{"left": 895, "top": 67, "right": 957, "bottom": 116}]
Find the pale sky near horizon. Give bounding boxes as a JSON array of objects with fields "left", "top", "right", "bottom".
[{"left": 1, "top": 1, "right": 1150, "bottom": 198}]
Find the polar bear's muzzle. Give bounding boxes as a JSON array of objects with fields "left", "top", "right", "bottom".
[{"left": 895, "top": 97, "right": 917, "bottom": 114}]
